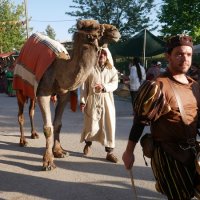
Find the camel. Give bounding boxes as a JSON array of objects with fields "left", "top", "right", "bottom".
[{"left": 13, "top": 20, "right": 121, "bottom": 170}]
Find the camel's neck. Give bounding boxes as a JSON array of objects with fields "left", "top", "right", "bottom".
[{"left": 66, "top": 44, "right": 98, "bottom": 91}]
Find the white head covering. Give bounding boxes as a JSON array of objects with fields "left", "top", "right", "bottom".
[{"left": 102, "top": 47, "right": 114, "bottom": 67}]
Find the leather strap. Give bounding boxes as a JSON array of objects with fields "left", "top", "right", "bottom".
[{"left": 167, "top": 78, "right": 189, "bottom": 125}]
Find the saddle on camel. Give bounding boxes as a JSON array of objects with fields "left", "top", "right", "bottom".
[{"left": 13, "top": 19, "right": 121, "bottom": 171}]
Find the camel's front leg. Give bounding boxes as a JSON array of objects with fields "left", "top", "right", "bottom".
[
  {"left": 37, "top": 96, "right": 56, "bottom": 171},
  {"left": 53, "top": 93, "right": 70, "bottom": 158},
  {"left": 29, "top": 98, "right": 39, "bottom": 139}
]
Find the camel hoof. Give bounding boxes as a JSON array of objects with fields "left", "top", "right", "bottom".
[
  {"left": 53, "top": 147, "right": 69, "bottom": 158},
  {"left": 31, "top": 132, "right": 39, "bottom": 139},
  {"left": 42, "top": 164, "right": 56, "bottom": 171},
  {"left": 19, "top": 139, "right": 28, "bottom": 147},
  {"left": 53, "top": 144, "right": 69, "bottom": 158},
  {"left": 43, "top": 152, "right": 56, "bottom": 171},
  {"left": 63, "top": 151, "right": 70, "bottom": 157},
  {"left": 53, "top": 151, "right": 69, "bottom": 158}
]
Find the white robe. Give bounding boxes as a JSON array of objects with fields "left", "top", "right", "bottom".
[
  {"left": 129, "top": 64, "right": 146, "bottom": 91},
  {"left": 80, "top": 65, "right": 118, "bottom": 148}
]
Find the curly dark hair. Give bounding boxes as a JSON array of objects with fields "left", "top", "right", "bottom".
[{"left": 133, "top": 57, "right": 142, "bottom": 82}]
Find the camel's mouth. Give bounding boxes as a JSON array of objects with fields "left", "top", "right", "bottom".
[
  {"left": 108, "top": 35, "right": 121, "bottom": 42},
  {"left": 112, "top": 36, "right": 120, "bottom": 42},
  {"left": 103, "top": 32, "right": 121, "bottom": 42}
]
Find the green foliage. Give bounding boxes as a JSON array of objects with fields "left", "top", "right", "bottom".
[
  {"left": 45, "top": 25, "right": 56, "bottom": 40},
  {"left": 158, "top": 0, "right": 200, "bottom": 43},
  {"left": 0, "top": 0, "right": 28, "bottom": 53},
  {"left": 66, "top": 0, "right": 156, "bottom": 41}
]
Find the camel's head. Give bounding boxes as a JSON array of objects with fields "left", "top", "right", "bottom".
[
  {"left": 77, "top": 19, "right": 100, "bottom": 31},
  {"left": 99, "top": 24, "right": 121, "bottom": 46},
  {"left": 76, "top": 20, "right": 104, "bottom": 42}
]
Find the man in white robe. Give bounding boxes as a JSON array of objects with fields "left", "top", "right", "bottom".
[{"left": 80, "top": 48, "right": 118, "bottom": 163}]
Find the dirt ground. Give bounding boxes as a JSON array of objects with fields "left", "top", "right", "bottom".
[{"left": 0, "top": 93, "right": 168, "bottom": 200}]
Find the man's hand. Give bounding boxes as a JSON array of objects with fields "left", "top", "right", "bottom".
[
  {"left": 122, "top": 150, "right": 135, "bottom": 169},
  {"left": 94, "top": 84, "right": 104, "bottom": 93},
  {"left": 122, "top": 140, "right": 136, "bottom": 169}
]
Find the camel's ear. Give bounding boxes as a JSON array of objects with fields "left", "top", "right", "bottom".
[
  {"left": 102, "top": 24, "right": 110, "bottom": 30},
  {"left": 77, "top": 20, "right": 100, "bottom": 31},
  {"left": 102, "top": 24, "right": 117, "bottom": 31}
]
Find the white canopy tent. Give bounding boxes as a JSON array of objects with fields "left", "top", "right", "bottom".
[{"left": 194, "top": 44, "right": 200, "bottom": 53}]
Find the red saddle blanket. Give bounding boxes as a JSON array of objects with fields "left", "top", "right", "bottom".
[{"left": 13, "top": 33, "right": 67, "bottom": 99}]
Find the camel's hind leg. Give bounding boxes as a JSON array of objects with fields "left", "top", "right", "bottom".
[
  {"left": 53, "top": 93, "right": 70, "bottom": 158},
  {"left": 16, "top": 90, "right": 28, "bottom": 147},
  {"left": 16, "top": 90, "right": 39, "bottom": 147},
  {"left": 29, "top": 99, "right": 39, "bottom": 139},
  {"left": 37, "top": 95, "right": 56, "bottom": 171}
]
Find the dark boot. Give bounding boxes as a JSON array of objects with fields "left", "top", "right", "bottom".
[
  {"left": 106, "top": 153, "right": 118, "bottom": 163},
  {"left": 83, "top": 141, "right": 92, "bottom": 156},
  {"left": 105, "top": 147, "right": 118, "bottom": 163}
]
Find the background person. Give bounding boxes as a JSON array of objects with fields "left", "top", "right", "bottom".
[
  {"left": 80, "top": 48, "right": 119, "bottom": 163},
  {"left": 122, "top": 34, "right": 200, "bottom": 199},
  {"left": 0, "top": 68, "right": 6, "bottom": 93},
  {"left": 187, "top": 62, "right": 200, "bottom": 85},
  {"left": 146, "top": 60, "right": 161, "bottom": 80},
  {"left": 6, "top": 63, "right": 16, "bottom": 97},
  {"left": 129, "top": 57, "right": 146, "bottom": 113}
]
